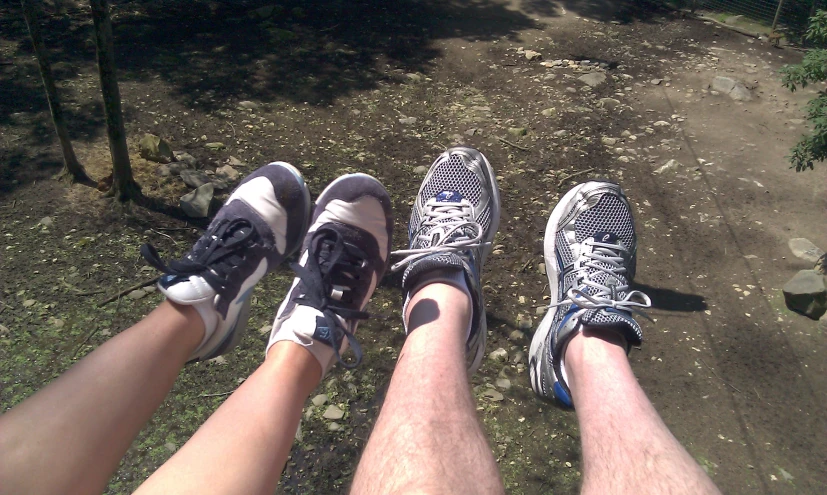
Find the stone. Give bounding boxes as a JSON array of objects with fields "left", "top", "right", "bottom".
[
  {"left": 517, "top": 314, "right": 532, "bottom": 330},
  {"left": 653, "top": 121, "right": 671, "bottom": 127},
  {"left": 180, "top": 169, "right": 212, "bottom": 188},
  {"left": 164, "top": 442, "right": 177, "bottom": 453},
  {"left": 127, "top": 289, "right": 147, "bottom": 300},
  {"left": 207, "top": 355, "right": 227, "bottom": 365},
  {"left": 554, "top": 130, "right": 569, "bottom": 138},
  {"left": 311, "top": 394, "right": 329, "bottom": 407},
  {"left": 482, "top": 388, "right": 504, "bottom": 401},
  {"left": 398, "top": 116, "right": 417, "bottom": 125},
  {"left": 598, "top": 98, "right": 621, "bottom": 110},
  {"left": 729, "top": 84, "right": 752, "bottom": 101},
  {"left": 327, "top": 422, "right": 341, "bottom": 431},
  {"left": 782, "top": 270, "right": 827, "bottom": 319},
  {"left": 711, "top": 76, "right": 736, "bottom": 94},
  {"left": 508, "top": 127, "right": 527, "bottom": 137},
  {"left": 323, "top": 405, "right": 345, "bottom": 420},
  {"left": 489, "top": 348, "right": 508, "bottom": 362},
  {"left": 496, "top": 378, "right": 512, "bottom": 390},
  {"left": 789, "top": 238, "right": 825, "bottom": 263},
  {"left": 139, "top": 134, "right": 173, "bottom": 163},
  {"left": 819, "top": 313, "right": 827, "bottom": 333},
  {"left": 815, "top": 254, "right": 826, "bottom": 275},
  {"left": 156, "top": 164, "right": 171, "bottom": 177},
  {"left": 51, "top": 319, "right": 64, "bottom": 329},
  {"left": 413, "top": 165, "right": 429, "bottom": 175},
  {"left": 513, "top": 350, "right": 525, "bottom": 364},
  {"left": 215, "top": 165, "right": 240, "bottom": 182},
  {"left": 258, "top": 324, "right": 271, "bottom": 335},
  {"left": 621, "top": 130, "right": 632, "bottom": 138},
  {"left": 509, "top": 330, "right": 525, "bottom": 341},
  {"left": 541, "top": 108, "right": 556, "bottom": 117},
  {"left": 536, "top": 306, "right": 547, "bottom": 316},
  {"left": 406, "top": 73, "right": 422, "bottom": 82},
  {"left": 205, "top": 142, "right": 226, "bottom": 150},
  {"left": 711, "top": 76, "right": 752, "bottom": 101},
  {"left": 168, "top": 162, "right": 189, "bottom": 174},
  {"left": 39, "top": 216, "right": 54, "bottom": 227},
  {"left": 578, "top": 72, "right": 607, "bottom": 88},
  {"left": 538, "top": 262, "right": 546, "bottom": 275},
  {"left": 725, "top": 15, "right": 743, "bottom": 25},
  {"left": 653, "top": 159, "right": 681, "bottom": 174},
  {"left": 601, "top": 137, "right": 618, "bottom": 146},
  {"left": 180, "top": 183, "right": 214, "bottom": 218},
  {"left": 650, "top": 78, "right": 663, "bottom": 85},
  {"left": 238, "top": 100, "right": 259, "bottom": 110},
  {"left": 0, "top": 324, "right": 8, "bottom": 337},
  {"left": 173, "top": 151, "right": 198, "bottom": 168},
  {"left": 524, "top": 50, "right": 542, "bottom": 61}
]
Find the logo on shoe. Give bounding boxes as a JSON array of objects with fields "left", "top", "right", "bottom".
[
  {"left": 435, "top": 190, "right": 463, "bottom": 203},
  {"left": 593, "top": 231, "right": 618, "bottom": 244}
]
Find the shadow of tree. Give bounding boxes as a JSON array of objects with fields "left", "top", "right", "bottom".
[{"left": 521, "top": 0, "right": 675, "bottom": 23}]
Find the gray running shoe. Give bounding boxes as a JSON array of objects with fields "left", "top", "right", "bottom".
[
  {"left": 392, "top": 147, "right": 500, "bottom": 374},
  {"left": 142, "top": 162, "right": 312, "bottom": 362},
  {"left": 529, "top": 181, "right": 651, "bottom": 407},
  {"left": 267, "top": 174, "right": 393, "bottom": 376}
]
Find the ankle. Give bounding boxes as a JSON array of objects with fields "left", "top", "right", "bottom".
[
  {"left": 564, "top": 327, "right": 629, "bottom": 399},
  {"left": 404, "top": 282, "right": 471, "bottom": 342}
]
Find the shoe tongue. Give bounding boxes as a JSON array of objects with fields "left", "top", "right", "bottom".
[
  {"left": 591, "top": 231, "right": 619, "bottom": 244},
  {"left": 435, "top": 190, "right": 464, "bottom": 203},
  {"left": 422, "top": 190, "right": 471, "bottom": 247},
  {"left": 579, "top": 231, "right": 625, "bottom": 298}
]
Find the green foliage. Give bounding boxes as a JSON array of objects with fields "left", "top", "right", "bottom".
[{"left": 779, "top": 11, "right": 827, "bottom": 171}]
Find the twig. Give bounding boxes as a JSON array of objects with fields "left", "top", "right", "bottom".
[
  {"left": 154, "top": 226, "right": 191, "bottom": 232},
  {"left": 151, "top": 228, "right": 178, "bottom": 245},
  {"left": 97, "top": 276, "right": 160, "bottom": 307},
  {"left": 228, "top": 122, "right": 237, "bottom": 140},
  {"left": 497, "top": 136, "right": 530, "bottom": 151},
  {"left": 200, "top": 390, "right": 235, "bottom": 398},
  {"left": 699, "top": 358, "right": 742, "bottom": 394},
  {"left": 519, "top": 259, "right": 533, "bottom": 273},
  {"left": 557, "top": 167, "right": 595, "bottom": 187}
]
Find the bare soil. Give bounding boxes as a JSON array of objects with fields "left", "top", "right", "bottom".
[{"left": 2, "top": 1, "right": 826, "bottom": 494}]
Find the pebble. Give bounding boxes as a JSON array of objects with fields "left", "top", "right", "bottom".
[
  {"left": 535, "top": 306, "right": 547, "bottom": 316},
  {"left": 22, "top": 299, "right": 36, "bottom": 307},
  {"left": 508, "top": 127, "right": 528, "bottom": 137},
  {"left": 553, "top": 130, "right": 569, "bottom": 137},
  {"left": 127, "top": 289, "right": 148, "bottom": 300},
  {"left": 311, "top": 394, "right": 329, "bottom": 407},
  {"left": 399, "top": 116, "right": 417, "bottom": 125},
  {"left": 496, "top": 378, "right": 512, "bottom": 390},
  {"left": 205, "top": 142, "right": 225, "bottom": 150},
  {"left": 538, "top": 263, "right": 546, "bottom": 275},
  {"left": 601, "top": 137, "right": 618, "bottom": 146},
  {"left": 653, "top": 121, "right": 671, "bottom": 127},
  {"left": 483, "top": 388, "right": 505, "bottom": 401},
  {"left": 650, "top": 79, "right": 663, "bottom": 85},
  {"left": 328, "top": 422, "right": 341, "bottom": 431},
  {"left": 207, "top": 355, "right": 227, "bottom": 365},
  {"left": 541, "top": 108, "right": 556, "bottom": 117},
  {"left": 215, "top": 165, "right": 240, "bottom": 181},
  {"left": 509, "top": 330, "right": 525, "bottom": 341},
  {"left": 524, "top": 50, "right": 542, "bottom": 61},
  {"left": 228, "top": 156, "right": 246, "bottom": 167},
  {"left": 238, "top": 100, "right": 260, "bottom": 110},
  {"left": 489, "top": 348, "right": 508, "bottom": 362},
  {"left": 413, "top": 165, "right": 429, "bottom": 175},
  {"left": 512, "top": 350, "right": 525, "bottom": 364},
  {"left": 52, "top": 319, "right": 64, "bottom": 329},
  {"left": 517, "top": 314, "right": 532, "bottom": 330},
  {"left": 258, "top": 324, "right": 271, "bottom": 335},
  {"left": 0, "top": 324, "right": 8, "bottom": 336},
  {"left": 39, "top": 216, "right": 54, "bottom": 227},
  {"left": 323, "top": 405, "right": 345, "bottom": 420}
]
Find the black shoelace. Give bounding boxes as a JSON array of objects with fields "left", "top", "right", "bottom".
[
  {"left": 290, "top": 226, "right": 369, "bottom": 368},
  {"left": 141, "top": 218, "right": 259, "bottom": 298}
]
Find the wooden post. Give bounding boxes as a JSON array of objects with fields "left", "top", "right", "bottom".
[
  {"left": 772, "top": 0, "right": 787, "bottom": 32},
  {"left": 21, "top": 0, "right": 92, "bottom": 184},
  {"left": 89, "top": 0, "right": 141, "bottom": 201}
]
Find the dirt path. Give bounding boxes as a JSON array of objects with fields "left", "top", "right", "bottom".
[{"left": 1, "top": 1, "right": 826, "bottom": 493}]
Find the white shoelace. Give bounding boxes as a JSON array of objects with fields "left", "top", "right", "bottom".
[
  {"left": 550, "top": 238, "right": 652, "bottom": 319},
  {"left": 391, "top": 199, "right": 486, "bottom": 272}
]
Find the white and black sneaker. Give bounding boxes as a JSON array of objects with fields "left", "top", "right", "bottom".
[
  {"left": 141, "top": 162, "right": 311, "bottom": 362},
  {"left": 529, "top": 181, "right": 651, "bottom": 408},
  {"left": 267, "top": 174, "right": 393, "bottom": 376},
  {"left": 391, "top": 147, "right": 501, "bottom": 374}
]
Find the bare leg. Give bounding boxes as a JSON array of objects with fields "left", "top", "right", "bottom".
[
  {"left": 135, "top": 341, "right": 320, "bottom": 495},
  {"left": 0, "top": 301, "right": 203, "bottom": 495},
  {"left": 567, "top": 328, "right": 721, "bottom": 495},
  {"left": 351, "top": 283, "right": 504, "bottom": 495}
]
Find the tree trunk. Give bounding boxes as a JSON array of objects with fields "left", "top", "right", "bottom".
[
  {"left": 89, "top": 0, "right": 141, "bottom": 202},
  {"left": 21, "top": 0, "right": 93, "bottom": 185}
]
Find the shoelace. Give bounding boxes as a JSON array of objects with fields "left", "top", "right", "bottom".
[
  {"left": 141, "top": 218, "right": 258, "bottom": 298},
  {"left": 550, "top": 238, "right": 652, "bottom": 320},
  {"left": 290, "top": 226, "right": 369, "bottom": 368},
  {"left": 390, "top": 199, "right": 486, "bottom": 272}
]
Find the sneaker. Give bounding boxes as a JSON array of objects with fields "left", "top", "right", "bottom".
[
  {"left": 529, "top": 181, "right": 651, "bottom": 408},
  {"left": 391, "top": 147, "right": 500, "bottom": 374},
  {"left": 141, "top": 162, "right": 311, "bottom": 362},
  {"left": 267, "top": 174, "right": 393, "bottom": 376}
]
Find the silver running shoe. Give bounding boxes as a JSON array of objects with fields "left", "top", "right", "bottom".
[
  {"left": 529, "top": 181, "right": 651, "bottom": 407},
  {"left": 392, "top": 147, "right": 500, "bottom": 373}
]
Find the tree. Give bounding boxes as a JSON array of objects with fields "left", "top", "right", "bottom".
[
  {"left": 21, "top": 0, "right": 93, "bottom": 185},
  {"left": 89, "top": 0, "right": 142, "bottom": 201},
  {"left": 780, "top": 10, "right": 827, "bottom": 171}
]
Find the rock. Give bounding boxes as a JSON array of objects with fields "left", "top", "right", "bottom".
[
  {"left": 39, "top": 216, "right": 54, "bottom": 227},
  {"left": 164, "top": 442, "right": 177, "bottom": 453},
  {"left": 729, "top": 84, "right": 752, "bottom": 101},
  {"left": 553, "top": 130, "right": 569, "bottom": 138},
  {"left": 482, "top": 388, "right": 504, "bottom": 401},
  {"left": 238, "top": 100, "right": 259, "bottom": 110},
  {"left": 0, "top": 324, "right": 8, "bottom": 337},
  {"left": 654, "top": 159, "right": 681, "bottom": 174},
  {"left": 180, "top": 183, "right": 214, "bottom": 218},
  {"left": 207, "top": 355, "right": 227, "bottom": 365},
  {"left": 819, "top": 313, "right": 827, "bottom": 333},
  {"left": 328, "top": 422, "right": 341, "bottom": 431},
  {"left": 168, "top": 161, "right": 189, "bottom": 174},
  {"left": 156, "top": 164, "right": 171, "bottom": 177},
  {"left": 127, "top": 289, "right": 147, "bottom": 300},
  {"left": 524, "top": 49, "right": 542, "bottom": 61},
  {"left": 725, "top": 14, "right": 743, "bottom": 25},
  {"left": 489, "top": 348, "right": 508, "bottom": 362},
  {"left": 311, "top": 394, "right": 329, "bottom": 407},
  {"left": 598, "top": 98, "right": 621, "bottom": 111},
  {"left": 215, "top": 165, "right": 240, "bottom": 182},
  {"left": 517, "top": 314, "right": 532, "bottom": 330},
  {"left": 508, "top": 127, "right": 527, "bottom": 137},
  {"left": 711, "top": 76, "right": 752, "bottom": 101},
  {"left": 323, "top": 405, "right": 345, "bottom": 420},
  {"left": 496, "top": 378, "right": 512, "bottom": 390},
  {"left": 173, "top": 151, "right": 198, "bottom": 168},
  {"left": 51, "top": 319, "right": 64, "bottom": 328},
  {"left": 406, "top": 73, "right": 422, "bottom": 82},
  {"left": 711, "top": 76, "right": 736, "bottom": 94},
  {"left": 617, "top": 156, "right": 631, "bottom": 163},
  {"left": 601, "top": 137, "right": 618, "bottom": 146},
  {"left": 413, "top": 165, "right": 429, "bottom": 175},
  {"left": 509, "top": 330, "right": 525, "bottom": 341},
  {"left": 653, "top": 121, "right": 671, "bottom": 127},
  {"left": 650, "top": 78, "right": 663, "bottom": 85},
  {"left": 180, "top": 169, "right": 212, "bottom": 188},
  {"left": 228, "top": 156, "right": 245, "bottom": 167},
  {"left": 205, "top": 142, "right": 226, "bottom": 150},
  {"left": 578, "top": 72, "right": 606, "bottom": 88},
  {"left": 139, "top": 134, "right": 173, "bottom": 163},
  {"left": 398, "top": 116, "right": 417, "bottom": 125},
  {"left": 258, "top": 324, "right": 271, "bottom": 335},
  {"left": 789, "top": 238, "right": 825, "bottom": 263},
  {"left": 782, "top": 270, "right": 827, "bottom": 319},
  {"left": 536, "top": 306, "right": 547, "bottom": 316},
  {"left": 815, "top": 254, "right": 826, "bottom": 275},
  {"left": 538, "top": 262, "right": 546, "bottom": 275},
  {"left": 513, "top": 350, "right": 525, "bottom": 364},
  {"left": 541, "top": 108, "right": 556, "bottom": 117},
  {"left": 621, "top": 130, "right": 632, "bottom": 138}
]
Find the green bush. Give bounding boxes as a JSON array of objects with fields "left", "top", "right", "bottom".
[{"left": 779, "top": 10, "right": 827, "bottom": 171}]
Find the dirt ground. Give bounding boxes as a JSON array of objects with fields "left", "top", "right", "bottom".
[{"left": 2, "top": 1, "right": 826, "bottom": 493}]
